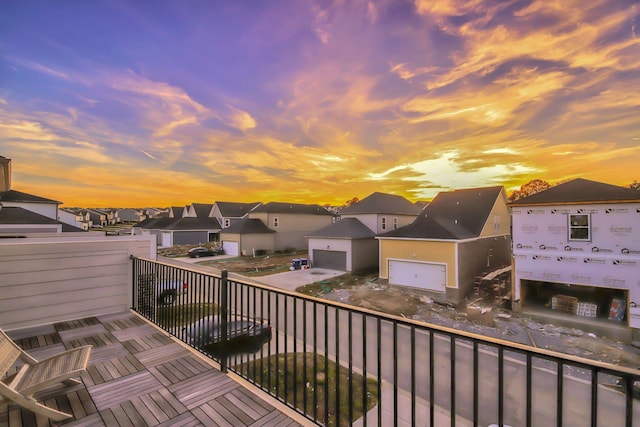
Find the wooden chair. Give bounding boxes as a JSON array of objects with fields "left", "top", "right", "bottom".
[{"left": 0, "top": 327, "right": 92, "bottom": 421}]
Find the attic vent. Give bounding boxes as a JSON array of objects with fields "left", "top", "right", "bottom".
[{"left": 455, "top": 219, "right": 458, "bottom": 224}]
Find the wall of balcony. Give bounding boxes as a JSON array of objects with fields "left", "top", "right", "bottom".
[{"left": 0, "top": 234, "right": 156, "bottom": 332}]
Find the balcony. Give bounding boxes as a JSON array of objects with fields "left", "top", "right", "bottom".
[{"left": 2, "top": 235, "right": 640, "bottom": 426}]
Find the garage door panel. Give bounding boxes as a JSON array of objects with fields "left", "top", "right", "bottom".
[
  {"left": 389, "top": 260, "right": 446, "bottom": 292},
  {"left": 313, "top": 250, "right": 347, "bottom": 271},
  {"left": 222, "top": 241, "right": 239, "bottom": 257}
]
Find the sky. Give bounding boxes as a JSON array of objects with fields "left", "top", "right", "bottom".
[{"left": 1, "top": 0, "right": 639, "bottom": 208}]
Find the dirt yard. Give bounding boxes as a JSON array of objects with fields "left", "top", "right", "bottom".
[{"left": 175, "top": 247, "right": 640, "bottom": 368}]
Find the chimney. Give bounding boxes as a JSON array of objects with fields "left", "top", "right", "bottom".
[{"left": 0, "top": 156, "right": 11, "bottom": 192}]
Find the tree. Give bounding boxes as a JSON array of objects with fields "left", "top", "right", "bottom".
[
  {"left": 345, "top": 197, "right": 359, "bottom": 206},
  {"left": 629, "top": 180, "right": 640, "bottom": 190},
  {"left": 509, "top": 179, "right": 552, "bottom": 201}
]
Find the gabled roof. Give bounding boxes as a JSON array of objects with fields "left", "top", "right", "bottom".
[
  {"left": 222, "top": 218, "right": 275, "bottom": 234},
  {"left": 0, "top": 189, "right": 60, "bottom": 204},
  {"left": 191, "top": 203, "right": 213, "bottom": 218},
  {"left": 215, "top": 201, "right": 261, "bottom": 218},
  {"left": 380, "top": 186, "right": 504, "bottom": 240},
  {"left": 307, "top": 218, "right": 376, "bottom": 239},
  {"left": 134, "top": 217, "right": 177, "bottom": 229},
  {"left": 169, "top": 207, "right": 183, "bottom": 218},
  {"left": 251, "top": 202, "right": 332, "bottom": 215},
  {"left": 508, "top": 178, "right": 640, "bottom": 205},
  {"left": 340, "top": 192, "right": 422, "bottom": 215},
  {"left": 163, "top": 217, "right": 221, "bottom": 231}
]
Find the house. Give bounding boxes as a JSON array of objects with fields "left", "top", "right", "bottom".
[
  {"left": 0, "top": 156, "right": 84, "bottom": 234},
  {"left": 220, "top": 202, "right": 332, "bottom": 256},
  {"left": 339, "top": 192, "right": 423, "bottom": 233},
  {"left": 377, "top": 186, "right": 511, "bottom": 305},
  {"left": 307, "top": 192, "right": 421, "bottom": 272},
  {"left": 151, "top": 203, "right": 221, "bottom": 247},
  {"left": 509, "top": 178, "right": 640, "bottom": 342},
  {"left": 210, "top": 201, "right": 262, "bottom": 229},
  {"left": 58, "top": 208, "right": 91, "bottom": 231},
  {"left": 116, "top": 208, "right": 145, "bottom": 223}
]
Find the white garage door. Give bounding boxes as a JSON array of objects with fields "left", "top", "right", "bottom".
[
  {"left": 222, "top": 241, "right": 239, "bottom": 256},
  {"left": 161, "top": 232, "right": 172, "bottom": 248},
  {"left": 388, "top": 260, "right": 446, "bottom": 293}
]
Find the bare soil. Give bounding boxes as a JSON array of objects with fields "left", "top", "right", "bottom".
[{"left": 176, "top": 248, "right": 640, "bottom": 368}]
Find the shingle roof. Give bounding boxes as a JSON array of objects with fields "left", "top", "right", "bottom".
[
  {"left": 508, "top": 178, "right": 640, "bottom": 205},
  {"left": 215, "top": 201, "right": 261, "bottom": 217},
  {"left": 0, "top": 206, "right": 60, "bottom": 225},
  {"left": 134, "top": 217, "right": 177, "bottom": 229},
  {"left": 380, "top": 186, "right": 504, "bottom": 240},
  {"left": 0, "top": 189, "right": 61, "bottom": 204},
  {"left": 340, "top": 192, "right": 422, "bottom": 215},
  {"left": 252, "top": 202, "right": 332, "bottom": 215},
  {"left": 222, "top": 218, "right": 275, "bottom": 234},
  {"left": 307, "top": 218, "right": 376, "bottom": 239},
  {"left": 191, "top": 203, "right": 213, "bottom": 218},
  {"left": 164, "top": 217, "right": 221, "bottom": 230}
]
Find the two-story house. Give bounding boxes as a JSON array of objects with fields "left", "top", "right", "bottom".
[
  {"left": 58, "top": 208, "right": 91, "bottom": 231},
  {"left": 220, "top": 202, "right": 332, "bottom": 256},
  {"left": 306, "top": 192, "right": 422, "bottom": 272},
  {"left": 209, "top": 201, "right": 262, "bottom": 229},
  {"left": 509, "top": 178, "right": 640, "bottom": 342},
  {"left": 377, "top": 186, "right": 511, "bottom": 305}
]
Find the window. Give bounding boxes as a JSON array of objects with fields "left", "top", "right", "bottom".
[
  {"left": 381, "top": 217, "right": 387, "bottom": 231},
  {"left": 494, "top": 214, "right": 501, "bottom": 231},
  {"left": 273, "top": 217, "right": 279, "bottom": 228},
  {"left": 224, "top": 219, "right": 230, "bottom": 228},
  {"left": 569, "top": 214, "right": 590, "bottom": 241},
  {"left": 393, "top": 217, "right": 398, "bottom": 230}
]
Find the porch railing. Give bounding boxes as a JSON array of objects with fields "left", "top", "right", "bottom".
[{"left": 131, "top": 257, "right": 640, "bottom": 427}]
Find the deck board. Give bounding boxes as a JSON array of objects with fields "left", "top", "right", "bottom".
[{"left": 1, "top": 312, "right": 304, "bottom": 426}]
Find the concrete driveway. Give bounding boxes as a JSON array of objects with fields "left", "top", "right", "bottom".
[{"left": 254, "top": 268, "right": 346, "bottom": 292}]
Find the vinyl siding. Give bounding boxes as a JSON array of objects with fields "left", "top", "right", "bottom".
[{"left": 0, "top": 235, "right": 155, "bottom": 331}]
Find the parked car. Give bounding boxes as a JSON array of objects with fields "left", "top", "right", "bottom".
[
  {"left": 157, "top": 278, "right": 188, "bottom": 305},
  {"left": 182, "top": 315, "right": 272, "bottom": 357},
  {"left": 137, "top": 273, "right": 188, "bottom": 306},
  {"left": 188, "top": 247, "right": 215, "bottom": 258}
]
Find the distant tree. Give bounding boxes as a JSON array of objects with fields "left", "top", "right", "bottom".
[
  {"left": 509, "top": 179, "right": 552, "bottom": 201},
  {"left": 629, "top": 180, "right": 640, "bottom": 190},
  {"left": 345, "top": 197, "right": 359, "bottom": 206}
]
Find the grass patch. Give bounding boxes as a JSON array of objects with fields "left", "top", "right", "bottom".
[
  {"left": 155, "top": 303, "right": 217, "bottom": 329},
  {"left": 238, "top": 353, "right": 378, "bottom": 426}
]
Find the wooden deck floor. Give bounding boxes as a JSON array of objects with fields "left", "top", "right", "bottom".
[{"left": 0, "top": 312, "right": 304, "bottom": 427}]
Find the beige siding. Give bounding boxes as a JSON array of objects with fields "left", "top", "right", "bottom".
[
  {"left": 379, "top": 239, "right": 457, "bottom": 287},
  {"left": 0, "top": 235, "right": 155, "bottom": 332},
  {"left": 240, "top": 234, "right": 275, "bottom": 255},
  {"left": 271, "top": 213, "right": 332, "bottom": 250},
  {"left": 480, "top": 187, "right": 511, "bottom": 238}
]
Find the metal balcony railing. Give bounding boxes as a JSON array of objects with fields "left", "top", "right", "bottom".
[{"left": 131, "top": 257, "right": 640, "bottom": 427}]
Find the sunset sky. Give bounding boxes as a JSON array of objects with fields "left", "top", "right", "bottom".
[{"left": 1, "top": 0, "right": 639, "bottom": 208}]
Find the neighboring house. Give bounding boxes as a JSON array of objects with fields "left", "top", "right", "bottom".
[
  {"left": 135, "top": 203, "right": 222, "bottom": 247},
  {"left": 0, "top": 206, "right": 63, "bottom": 234},
  {"left": 307, "top": 218, "right": 377, "bottom": 272},
  {"left": 218, "top": 218, "right": 276, "bottom": 256},
  {"left": 377, "top": 186, "right": 511, "bottom": 304},
  {"left": 58, "top": 208, "right": 90, "bottom": 231},
  {"left": 509, "top": 178, "right": 640, "bottom": 341},
  {"left": 307, "top": 192, "right": 422, "bottom": 272},
  {"left": 86, "top": 209, "right": 107, "bottom": 227},
  {"left": 116, "top": 208, "right": 145, "bottom": 223},
  {"left": 0, "top": 156, "right": 78, "bottom": 234},
  {"left": 220, "top": 202, "right": 333, "bottom": 256},
  {"left": 339, "top": 192, "right": 423, "bottom": 233},
  {"left": 210, "top": 201, "right": 262, "bottom": 229}
]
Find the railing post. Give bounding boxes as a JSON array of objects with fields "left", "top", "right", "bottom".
[{"left": 220, "top": 270, "right": 228, "bottom": 373}]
